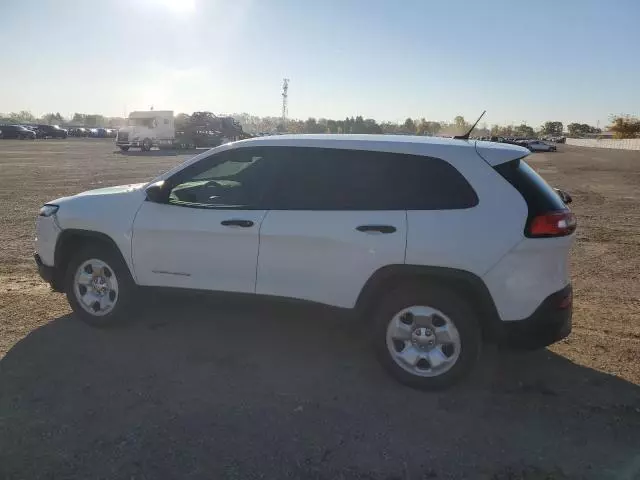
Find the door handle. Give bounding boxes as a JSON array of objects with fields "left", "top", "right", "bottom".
[
  {"left": 221, "top": 219, "right": 254, "bottom": 228},
  {"left": 356, "top": 225, "right": 396, "bottom": 234}
]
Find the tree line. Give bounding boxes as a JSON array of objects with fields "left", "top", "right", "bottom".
[
  {"left": 0, "top": 111, "right": 126, "bottom": 128},
  {"left": 2, "top": 109, "right": 638, "bottom": 139},
  {"left": 237, "top": 114, "right": 639, "bottom": 139}
]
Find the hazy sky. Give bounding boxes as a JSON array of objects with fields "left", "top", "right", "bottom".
[{"left": 1, "top": 0, "right": 638, "bottom": 127}]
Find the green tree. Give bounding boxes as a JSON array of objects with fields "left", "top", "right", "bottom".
[
  {"left": 363, "top": 118, "right": 382, "bottom": 134},
  {"left": 541, "top": 121, "right": 563, "bottom": 136},
  {"left": 416, "top": 118, "right": 441, "bottom": 136},
  {"left": 513, "top": 124, "right": 535, "bottom": 138},
  {"left": 380, "top": 122, "right": 401, "bottom": 135},
  {"left": 403, "top": 118, "right": 415, "bottom": 134},
  {"left": 609, "top": 115, "right": 640, "bottom": 139},
  {"left": 326, "top": 119, "right": 338, "bottom": 133},
  {"left": 8, "top": 111, "right": 35, "bottom": 123},
  {"left": 567, "top": 123, "right": 601, "bottom": 137},
  {"left": 42, "top": 112, "right": 64, "bottom": 125},
  {"left": 453, "top": 116, "right": 467, "bottom": 129},
  {"left": 303, "top": 117, "right": 325, "bottom": 133}
]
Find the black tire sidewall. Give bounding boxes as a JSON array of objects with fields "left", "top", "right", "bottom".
[
  {"left": 372, "top": 285, "right": 481, "bottom": 390},
  {"left": 64, "top": 245, "right": 134, "bottom": 327}
]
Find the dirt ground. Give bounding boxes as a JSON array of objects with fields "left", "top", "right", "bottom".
[{"left": 0, "top": 139, "right": 638, "bottom": 479}]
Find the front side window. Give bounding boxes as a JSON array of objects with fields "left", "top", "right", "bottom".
[{"left": 167, "top": 148, "right": 275, "bottom": 209}]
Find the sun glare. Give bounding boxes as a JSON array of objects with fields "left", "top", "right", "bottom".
[{"left": 158, "top": 0, "right": 196, "bottom": 14}]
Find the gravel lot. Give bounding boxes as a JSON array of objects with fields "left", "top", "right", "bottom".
[{"left": 0, "top": 139, "right": 639, "bottom": 479}]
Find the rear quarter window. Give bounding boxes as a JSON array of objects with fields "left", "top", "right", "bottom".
[{"left": 494, "top": 159, "right": 566, "bottom": 221}]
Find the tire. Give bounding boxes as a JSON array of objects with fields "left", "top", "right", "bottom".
[
  {"left": 142, "top": 138, "right": 152, "bottom": 151},
  {"left": 372, "top": 284, "right": 481, "bottom": 390},
  {"left": 64, "top": 244, "right": 135, "bottom": 327},
  {"left": 119, "top": 146, "right": 130, "bottom": 152}
]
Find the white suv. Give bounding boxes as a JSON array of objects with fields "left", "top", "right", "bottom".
[{"left": 34, "top": 135, "right": 576, "bottom": 389}]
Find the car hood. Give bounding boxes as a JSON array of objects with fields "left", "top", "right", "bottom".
[{"left": 50, "top": 183, "right": 147, "bottom": 205}]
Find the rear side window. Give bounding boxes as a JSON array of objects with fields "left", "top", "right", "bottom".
[
  {"left": 494, "top": 159, "right": 566, "bottom": 221},
  {"left": 268, "top": 147, "right": 478, "bottom": 210}
]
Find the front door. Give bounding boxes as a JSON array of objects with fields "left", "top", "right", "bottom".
[{"left": 131, "top": 148, "right": 272, "bottom": 293}]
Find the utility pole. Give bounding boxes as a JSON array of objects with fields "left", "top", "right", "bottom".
[{"left": 281, "top": 78, "right": 289, "bottom": 125}]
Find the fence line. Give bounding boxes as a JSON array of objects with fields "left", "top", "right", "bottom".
[{"left": 566, "top": 138, "right": 640, "bottom": 150}]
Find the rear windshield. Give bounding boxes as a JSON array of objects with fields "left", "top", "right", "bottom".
[{"left": 494, "top": 159, "right": 565, "bottom": 221}]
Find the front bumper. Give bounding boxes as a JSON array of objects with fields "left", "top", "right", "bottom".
[
  {"left": 496, "top": 285, "right": 572, "bottom": 349},
  {"left": 35, "top": 253, "right": 56, "bottom": 285}
]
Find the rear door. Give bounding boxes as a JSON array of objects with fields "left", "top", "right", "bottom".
[{"left": 255, "top": 147, "right": 407, "bottom": 309}]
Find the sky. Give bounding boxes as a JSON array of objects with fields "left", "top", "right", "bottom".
[{"left": 0, "top": 0, "right": 639, "bottom": 127}]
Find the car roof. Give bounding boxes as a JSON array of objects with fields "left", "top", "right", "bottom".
[{"left": 228, "top": 134, "right": 529, "bottom": 167}]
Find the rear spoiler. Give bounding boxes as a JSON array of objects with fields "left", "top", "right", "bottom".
[{"left": 474, "top": 140, "right": 530, "bottom": 167}]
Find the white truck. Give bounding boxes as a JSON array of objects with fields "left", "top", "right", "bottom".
[{"left": 116, "top": 110, "right": 175, "bottom": 151}]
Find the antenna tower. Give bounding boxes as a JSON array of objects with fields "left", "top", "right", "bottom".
[{"left": 281, "top": 78, "right": 290, "bottom": 124}]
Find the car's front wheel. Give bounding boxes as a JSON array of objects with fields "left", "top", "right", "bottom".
[
  {"left": 65, "top": 245, "right": 134, "bottom": 327},
  {"left": 373, "top": 285, "right": 481, "bottom": 390},
  {"left": 119, "top": 146, "right": 130, "bottom": 151}
]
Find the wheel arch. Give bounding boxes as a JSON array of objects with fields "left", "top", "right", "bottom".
[
  {"left": 52, "top": 229, "right": 133, "bottom": 291},
  {"left": 355, "top": 264, "right": 502, "bottom": 340}
]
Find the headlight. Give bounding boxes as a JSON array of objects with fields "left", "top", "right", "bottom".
[{"left": 39, "top": 205, "right": 59, "bottom": 217}]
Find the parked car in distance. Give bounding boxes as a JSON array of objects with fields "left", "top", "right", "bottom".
[
  {"left": 0, "top": 124, "right": 36, "bottom": 139},
  {"left": 34, "top": 135, "right": 576, "bottom": 390},
  {"left": 34, "top": 124, "right": 68, "bottom": 139},
  {"left": 67, "top": 127, "right": 89, "bottom": 137},
  {"left": 526, "top": 140, "right": 557, "bottom": 152},
  {"left": 93, "top": 128, "right": 109, "bottom": 138}
]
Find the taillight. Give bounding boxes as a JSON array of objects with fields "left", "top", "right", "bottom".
[{"left": 527, "top": 210, "right": 576, "bottom": 238}]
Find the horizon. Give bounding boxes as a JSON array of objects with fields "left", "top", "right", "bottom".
[{"left": 1, "top": 0, "right": 639, "bottom": 127}]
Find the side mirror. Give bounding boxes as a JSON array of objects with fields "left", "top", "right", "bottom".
[
  {"left": 145, "top": 181, "right": 168, "bottom": 203},
  {"left": 554, "top": 188, "right": 572, "bottom": 204}
]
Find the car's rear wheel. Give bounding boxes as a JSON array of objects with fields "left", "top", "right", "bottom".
[
  {"left": 119, "top": 146, "right": 130, "bottom": 151},
  {"left": 142, "top": 138, "right": 152, "bottom": 151},
  {"left": 372, "top": 285, "right": 481, "bottom": 390},
  {"left": 65, "top": 245, "right": 135, "bottom": 327}
]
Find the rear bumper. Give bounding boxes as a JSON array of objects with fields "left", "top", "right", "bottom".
[{"left": 495, "top": 284, "right": 572, "bottom": 349}]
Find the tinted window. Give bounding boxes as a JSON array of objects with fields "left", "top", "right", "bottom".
[
  {"left": 267, "top": 147, "right": 478, "bottom": 210},
  {"left": 494, "top": 159, "right": 566, "bottom": 222},
  {"left": 168, "top": 148, "right": 276, "bottom": 209}
]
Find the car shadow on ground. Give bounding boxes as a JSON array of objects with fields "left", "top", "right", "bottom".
[
  {"left": 115, "top": 148, "right": 206, "bottom": 157},
  {"left": 1, "top": 292, "right": 639, "bottom": 479}
]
